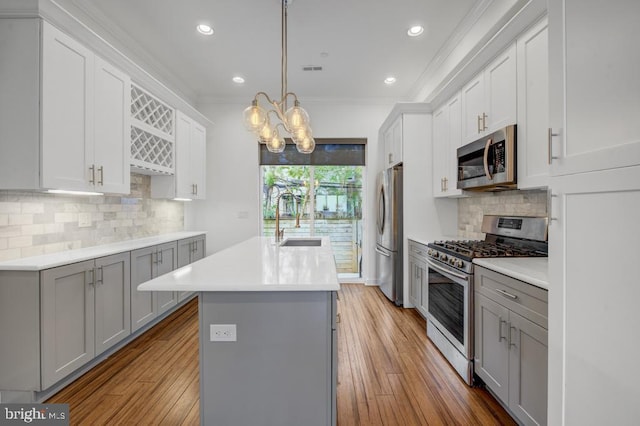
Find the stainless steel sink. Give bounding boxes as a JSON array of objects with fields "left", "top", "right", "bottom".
[{"left": 280, "top": 238, "right": 322, "bottom": 247}]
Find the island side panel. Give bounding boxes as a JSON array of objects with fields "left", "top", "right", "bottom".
[{"left": 199, "top": 291, "right": 334, "bottom": 426}]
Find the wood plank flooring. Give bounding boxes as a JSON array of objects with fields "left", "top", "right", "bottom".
[{"left": 47, "top": 285, "right": 516, "bottom": 425}]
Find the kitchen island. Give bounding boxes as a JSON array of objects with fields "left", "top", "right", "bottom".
[{"left": 138, "top": 236, "right": 340, "bottom": 426}]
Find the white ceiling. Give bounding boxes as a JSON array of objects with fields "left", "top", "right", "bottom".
[{"left": 64, "top": 0, "right": 479, "bottom": 104}]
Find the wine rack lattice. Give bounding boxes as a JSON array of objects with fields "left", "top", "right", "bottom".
[
  {"left": 130, "top": 83, "right": 175, "bottom": 175},
  {"left": 131, "top": 84, "right": 174, "bottom": 136},
  {"left": 131, "top": 127, "right": 173, "bottom": 174}
]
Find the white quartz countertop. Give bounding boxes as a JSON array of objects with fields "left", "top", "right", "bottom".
[
  {"left": 473, "top": 257, "right": 549, "bottom": 290},
  {"left": 138, "top": 236, "right": 340, "bottom": 292},
  {"left": 0, "top": 232, "right": 206, "bottom": 271}
]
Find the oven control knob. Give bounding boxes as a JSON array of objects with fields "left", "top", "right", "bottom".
[
  {"left": 432, "top": 252, "right": 439, "bottom": 259},
  {"left": 427, "top": 249, "right": 433, "bottom": 256},
  {"left": 456, "top": 259, "right": 464, "bottom": 268},
  {"left": 449, "top": 258, "right": 455, "bottom": 266},
  {"left": 441, "top": 254, "right": 448, "bottom": 262}
]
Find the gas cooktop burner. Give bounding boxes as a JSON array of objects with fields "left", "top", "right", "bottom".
[
  {"left": 426, "top": 216, "right": 548, "bottom": 273},
  {"left": 429, "top": 240, "right": 547, "bottom": 260}
]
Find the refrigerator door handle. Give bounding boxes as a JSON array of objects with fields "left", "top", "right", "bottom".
[
  {"left": 375, "top": 246, "right": 391, "bottom": 257},
  {"left": 377, "top": 185, "right": 385, "bottom": 236}
]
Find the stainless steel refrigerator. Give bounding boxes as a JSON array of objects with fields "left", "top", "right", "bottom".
[{"left": 375, "top": 166, "right": 403, "bottom": 305}]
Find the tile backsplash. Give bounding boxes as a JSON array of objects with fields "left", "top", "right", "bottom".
[
  {"left": 458, "top": 189, "right": 548, "bottom": 239},
  {"left": 0, "top": 174, "right": 184, "bottom": 262}
]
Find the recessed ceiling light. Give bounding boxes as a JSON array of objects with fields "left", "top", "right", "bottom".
[
  {"left": 407, "top": 25, "right": 424, "bottom": 37},
  {"left": 233, "top": 76, "right": 245, "bottom": 84},
  {"left": 196, "top": 24, "right": 214, "bottom": 36},
  {"left": 384, "top": 77, "right": 397, "bottom": 85}
]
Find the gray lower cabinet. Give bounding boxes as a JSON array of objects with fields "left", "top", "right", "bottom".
[
  {"left": 41, "top": 252, "right": 130, "bottom": 389},
  {"left": 200, "top": 291, "right": 337, "bottom": 425},
  {"left": 0, "top": 233, "right": 204, "bottom": 401},
  {"left": 408, "top": 240, "right": 428, "bottom": 317},
  {"left": 177, "top": 235, "right": 206, "bottom": 301},
  {"left": 474, "top": 266, "right": 548, "bottom": 426},
  {"left": 131, "top": 242, "right": 178, "bottom": 331}
]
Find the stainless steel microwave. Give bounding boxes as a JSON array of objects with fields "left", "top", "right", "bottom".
[{"left": 456, "top": 125, "right": 516, "bottom": 191}]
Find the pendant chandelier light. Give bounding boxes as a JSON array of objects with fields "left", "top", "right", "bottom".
[{"left": 242, "top": 0, "right": 315, "bottom": 154}]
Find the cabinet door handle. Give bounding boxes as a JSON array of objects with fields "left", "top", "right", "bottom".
[
  {"left": 509, "top": 325, "right": 517, "bottom": 348},
  {"left": 336, "top": 313, "right": 341, "bottom": 324},
  {"left": 388, "top": 153, "right": 393, "bottom": 164},
  {"left": 548, "top": 128, "right": 559, "bottom": 164},
  {"left": 95, "top": 266, "right": 103, "bottom": 285},
  {"left": 86, "top": 268, "right": 95, "bottom": 286},
  {"left": 97, "top": 166, "right": 104, "bottom": 185},
  {"left": 498, "top": 317, "right": 507, "bottom": 342},
  {"left": 477, "top": 115, "right": 482, "bottom": 133},
  {"left": 159, "top": 250, "right": 164, "bottom": 264},
  {"left": 195, "top": 184, "right": 198, "bottom": 195},
  {"left": 482, "top": 113, "right": 488, "bottom": 131},
  {"left": 443, "top": 177, "right": 448, "bottom": 192},
  {"left": 89, "top": 165, "right": 95, "bottom": 185},
  {"left": 494, "top": 288, "right": 518, "bottom": 300}
]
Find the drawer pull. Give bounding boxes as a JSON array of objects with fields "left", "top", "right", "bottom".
[{"left": 494, "top": 288, "right": 518, "bottom": 300}]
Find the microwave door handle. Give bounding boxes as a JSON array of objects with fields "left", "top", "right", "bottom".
[{"left": 483, "top": 138, "right": 493, "bottom": 180}]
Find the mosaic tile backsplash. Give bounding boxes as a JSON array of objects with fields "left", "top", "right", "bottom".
[
  {"left": 0, "top": 174, "right": 184, "bottom": 261},
  {"left": 458, "top": 189, "right": 548, "bottom": 239}
]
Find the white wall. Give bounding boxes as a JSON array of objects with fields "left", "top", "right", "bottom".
[
  {"left": 185, "top": 100, "right": 393, "bottom": 283},
  {"left": 400, "top": 112, "right": 458, "bottom": 306}
]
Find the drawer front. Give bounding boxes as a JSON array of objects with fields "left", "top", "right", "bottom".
[
  {"left": 408, "top": 240, "right": 428, "bottom": 259},
  {"left": 475, "top": 266, "right": 548, "bottom": 329}
]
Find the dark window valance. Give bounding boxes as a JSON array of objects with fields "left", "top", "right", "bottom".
[{"left": 259, "top": 138, "right": 366, "bottom": 166}]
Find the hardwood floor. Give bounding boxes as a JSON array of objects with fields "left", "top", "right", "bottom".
[
  {"left": 47, "top": 285, "right": 516, "bottom": 425},
  {"left": 337, "top": 284, "right": 515, "bottom": 426}
]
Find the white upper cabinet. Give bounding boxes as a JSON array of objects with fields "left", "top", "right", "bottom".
[
  {"left": 461, "top": 44, "right": 517, "bottom": 143},
  {"left": 0, "top": 19, "right": 131, "bottom": 193},
  {"left": 40, "top": 21, "right": 94, "bottom": 192},
  {"left": 516, "top": 17, "right": 549, "bottom": 189},
  {"left": 152, "top": 111, "right": 207, "bottom": 200},
  {"left": 384, "top": 116, "right": 403, "bottom": 168},
  {"left": 549, "top": 0, "right": 640, "bottom": 176},
  {"left": 433, "top": 92, "right": 463, "bottom": 197},
  {"left": 93, "top": 57, "right": 131, "bottom": 194},
  {"left": 461, "top": 74, "right": 485, "bottom": 143}
]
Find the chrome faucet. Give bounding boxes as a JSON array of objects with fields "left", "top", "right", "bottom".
[{"left": 274, "top": 190, "right": 300, "bottom": 242}]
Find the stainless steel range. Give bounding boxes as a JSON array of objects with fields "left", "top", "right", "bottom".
[{"left": 425, "top": 215, "right": 548, "bottom": 385}]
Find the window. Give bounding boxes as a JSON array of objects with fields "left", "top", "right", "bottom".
[{"left": 260, "top": 140, "right": 365, "bottom": 276}]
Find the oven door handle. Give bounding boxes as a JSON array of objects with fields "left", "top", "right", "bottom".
[
  {"left": 483, "top": 138, "right": 493, "bottom": 180},
  {"left": 426, "top": 259, "right": 470, "bottom": 281}
]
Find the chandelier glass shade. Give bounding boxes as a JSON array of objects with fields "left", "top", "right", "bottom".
[{"left": 242, "top": 0, "right": 314, "bottom": 154}]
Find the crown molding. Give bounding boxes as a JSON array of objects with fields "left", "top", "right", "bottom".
[
  {"left": 0, "top": 0, "right": 211, "bottom": 127},
  {"left": 378, "top": 102, "right": 434, "bottom": 134},
  {"left": 409, "top": 0, "right": 546, "bottom": 107},
  {"left": 407, "top": 0, "right": 493, "bottom": 99}
]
